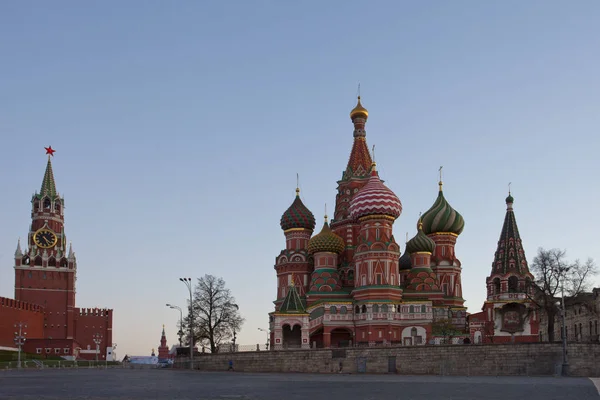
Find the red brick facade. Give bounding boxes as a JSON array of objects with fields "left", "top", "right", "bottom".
[{"left": 0, "top": 297, "right": 44, "bottom": 350}]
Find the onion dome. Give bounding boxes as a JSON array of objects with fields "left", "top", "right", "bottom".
[
  {"left": 350, "top": 96, "right": 368, "bottom": 120},
  {"left": 349, "top": 164, "right": 402, "bottom": 220},
  {"left": 421, "top": 181, "right": 464, "bottom": 235},
  {"left": 280, "top": 188, "right": 316, "bottom": 232},
  {"left": 308, "top": 216, "right": 345, "bottom": 254},
  {"left": 405, "top": 220, "right": 436, "bottom": 255},
  {"left": 399, "top": 251, "right": 412, "bottom": 270},
  {"left": 506, "top": 193, "right": 514, "bottom": 205}
]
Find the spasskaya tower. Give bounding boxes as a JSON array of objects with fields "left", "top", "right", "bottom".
[
  {"left": 10, "top": 146, "right": 114, "bottom": 361},
  {"left": 14, "top": 146, "right": 77, "bottom": 340}
]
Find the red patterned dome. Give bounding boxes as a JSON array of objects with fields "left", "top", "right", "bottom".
[
  {"left": 280, "top": 188, "right": 316, "bottom": 232},
  {"left": 349, "top": 164, "right": 402, "bottom": 220}
]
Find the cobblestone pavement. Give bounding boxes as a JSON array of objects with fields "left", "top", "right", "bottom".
[{"left": 1, "top": 369, "right": 599, "bottom": 399}]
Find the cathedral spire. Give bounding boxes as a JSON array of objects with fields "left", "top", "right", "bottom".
[
  {"left": 491, "top": 191, "right": 529, "bottom": 275},
  {"left": 344, "top": 96, "right": 372, "bottom": 179},
  {"left": 41, "top": 147, "right": 58, "bottom": 198}
]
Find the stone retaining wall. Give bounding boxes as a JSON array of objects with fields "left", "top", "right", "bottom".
[{"left": 181, "top": 343, "right": 600, "bottom": 377}]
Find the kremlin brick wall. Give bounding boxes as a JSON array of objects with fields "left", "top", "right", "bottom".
[
  {"left": 0, "top": 296, "right": 44, "bottom": 349},
  {"left": 185, "top": 343, "right": 600, "bottom": 377}
]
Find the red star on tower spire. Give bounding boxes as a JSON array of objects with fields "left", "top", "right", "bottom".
[{"left": 45, "top": 146, "right": 56, "bottom": 156}]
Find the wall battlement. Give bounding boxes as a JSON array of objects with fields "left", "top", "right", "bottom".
[
  {"left": 75, "top": 307, "right": 113, "bottom": 317},
  {"left": 0, "top": 296, "right": 44, "bottom": 313}
]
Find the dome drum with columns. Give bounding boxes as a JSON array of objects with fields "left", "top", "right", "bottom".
[{"left": 269, "top": 95, "right": 471, "bottom": 350}]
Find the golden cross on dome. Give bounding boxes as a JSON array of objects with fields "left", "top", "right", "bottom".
[
  {"left": 508, "top": 182, "right": 512, "bottom": 195},
  {"left": 357, "top": 83, "right": 361, "bottom": 97}
]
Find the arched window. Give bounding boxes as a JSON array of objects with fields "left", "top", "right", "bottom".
[
  {"left": 493, "top": 278, "right": 501, "bottom": 294},
  {"left": 43, "top": 198, "right": 51, "bottom": 210},
  {"left": 381, "top": 304, "right": 388, "bottom": 313},
  {"left": 409, "top": 305, "right": 414, "bottom": 313},
  {"left": 361, "top": 305, "right": 367, "bottom": 313},
  {"left": 421, "top": 305, "right": 426, "bottom": 313},
  {"left": 508, "top": 276, "right": 519, "bottom": 293},
  {"left": 411, "top": 327, "right": 417, "bottom": 337},
  {"left": 330, "top": 306, "right": 337, "bottom": 314},
  {"left": 34, "top": 256, "right": 43, "bottom": 266},
  {"left": 372, "top": 304, "right": 379, "bottom": 313},
  {"left": 54, "top": 202, "right": 61, "bottom": 213},
  {"left": 355, "top": 305, "right": 360, "bottom": 314},
  {"left": 340, "top": 306, "right": 347, "bottom": 315}
]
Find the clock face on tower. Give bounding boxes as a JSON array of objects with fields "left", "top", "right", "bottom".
[{"left": 34, "top": 229, "right": 58, "bottom": 249}]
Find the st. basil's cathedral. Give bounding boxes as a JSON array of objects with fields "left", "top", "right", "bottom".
[{"left": 269, "top": 97, "right": 540, "bottom": 348}]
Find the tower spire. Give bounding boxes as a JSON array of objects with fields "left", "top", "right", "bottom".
[
  {"left": 492, "top": 191, "right": 528, "bottom": 275},
  {"left": 438, "top": 166, "right": 443, "bottom": 192},
  {"left": 344, "top": 95, "right": 372, "bottom": 179},
  {"left": 15, "top": 238, "right": 22, "bottom": 257},
  {"left": 41, "top": 147, "right": 58, "bottom": 198}
]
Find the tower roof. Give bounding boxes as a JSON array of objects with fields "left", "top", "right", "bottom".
[
  {"left": 350, "top": 96, "right": 369, "bottom": 120},
  {"left": 421, "top": 180, "right": 464, "bottom": 236},
  {"left": 406, "top": 220, "right": 436, "bottom": 255},
  {"left": 349, "top": 164, "right": 402, "bottom": 220},
  {"left": 40, "top": 156, "right": 58, "bottom": 199},
  {"left": 278, "top": 281, "right": 306, "bottom": 314},
  {"left": 307, "top": 216, "right": 345, "bottom": 254},
  {"left": 491, "top": 193, "right": 530, "bottom": 275},
  {"left": 280, "top": 188, "right": 316, "bottom": 232}
]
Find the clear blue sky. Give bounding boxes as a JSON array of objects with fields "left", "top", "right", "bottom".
[{"left": 1, "top": 1, "right": 599, "bottom": 357}]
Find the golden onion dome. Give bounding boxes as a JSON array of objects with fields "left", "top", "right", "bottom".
[{"left": 350, "top": 96, "right": 368, "bottom": 120}]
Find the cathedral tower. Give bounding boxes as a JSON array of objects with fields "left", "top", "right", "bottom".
[
  {"left": 480, "top": 192, "right": 539, "bottom": 342},
  {"left": 421, "top": 174, "right": 466, "bottom": 325},
  {"left": 330, "top": 97, "right": 374, "bottom": 283},
  {"left": 275, "top": 187, "right": 315, "bottom": 302}
]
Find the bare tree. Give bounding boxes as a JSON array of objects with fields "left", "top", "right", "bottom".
[
  {"left": 183, "top": 274, "right": 245, "bottom": 353},
  {"left": 528, "top": 248, "right": 597, "bottom": 342},
  {"left": 432, "top": 319, "right": 456, "bottom": 344}
]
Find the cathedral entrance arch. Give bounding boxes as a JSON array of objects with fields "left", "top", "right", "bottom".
[
  {"left": 282, "top": 324, "right": 302, "bottom": 349},
  {"left": 330, "top": 327, "right": 353, "bottom": 348}
]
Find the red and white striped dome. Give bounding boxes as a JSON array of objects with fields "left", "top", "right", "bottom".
[{"left": 349, "top": 165, "right": 402, "bottom": 220}]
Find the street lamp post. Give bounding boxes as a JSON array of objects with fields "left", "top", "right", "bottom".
[
  {"left": 556, "top": 265, "right": 570, "bottom": 376},
  {"left": 92, "top": 333, "right": 102, "bottom": 364},
  {"left": 179, "top": 278, "right": 194, "bottom": 370},
  {"left": 14, "top": 322, "right": 27, "bottom": 369},
  {"left": 166, "top": 303, "right": 184, "bottom": 347},
  {"left": 258, "top": 328, "right": 269, "bottom": 350},
  {"left": 231, "top": 330, "right": 237, "bottom": 352}
]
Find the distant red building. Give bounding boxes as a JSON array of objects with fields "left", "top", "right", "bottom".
[
  {"left": 157, "top": 325, "right": 172, "bottom": 360},
  {"left": 0, "top": 148, "right": 114, "bottom": 360}
]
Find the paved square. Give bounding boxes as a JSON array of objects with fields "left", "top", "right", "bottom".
[{"left": 1, "top": 369, "right": 599, "bottom": 399}]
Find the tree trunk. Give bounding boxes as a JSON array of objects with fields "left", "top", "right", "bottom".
[{"left": 547, "top": 310, "right": 556, "bottom": 342}]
